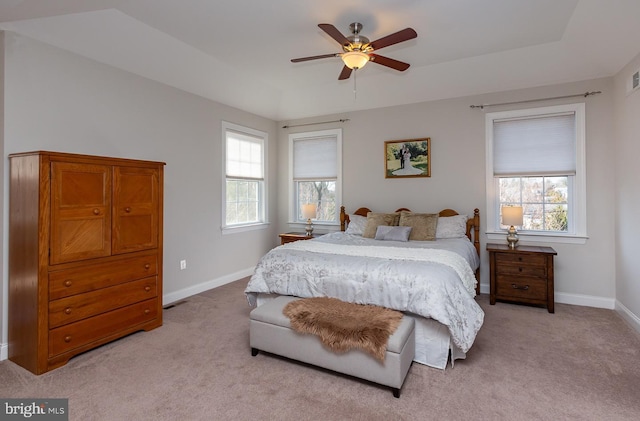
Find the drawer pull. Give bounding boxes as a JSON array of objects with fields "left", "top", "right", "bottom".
[
  {"left": 64, "top": 307, "right": 72, "bottom": 315},
  {"left": 511, "top": 284, "right": 529, "bottom": 291},
  {"left": 125, "top": 207, "right": 131, "bottom": 213},
  {"left": 64, "top": 336, "right": 72, "bottom": 343},
  {"left": 144, "top": 286, "right": 151, "bottom": 292},
  {"left": 519, "top": 267, "right": 523, "bottom": 272},
  {"left": 93, "top": 208, "right": 100, "bottom": 215},
  {"left": 144, "top": 264, "right": 150, "bottom": 270},
  {"left": 64, "top": 280, "right": 72, "bottom": 287},
  {"left": 144, "top": 309, "right": 151, "bottom": 315}
]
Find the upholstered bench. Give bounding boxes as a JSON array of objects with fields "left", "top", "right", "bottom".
[{"left": 249, "top": 295, "right": 415, "bottom": 398}]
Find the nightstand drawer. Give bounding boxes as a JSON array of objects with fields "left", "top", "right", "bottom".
[
  {"left": 496, "top": 276, "right": 547, "bottom": 301},
  {"left": 496, "top": 263, "right": 546, "bottom": 278},
  {"left": 495, "top": 252, "right": 546, "bottom": 267}
]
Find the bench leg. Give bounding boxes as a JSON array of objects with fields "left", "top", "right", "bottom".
[{"left": 251, "top": 348, "right": 259, "bottom": 356}]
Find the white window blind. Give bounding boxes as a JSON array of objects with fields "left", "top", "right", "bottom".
[
  {"left": 293, "top": 137, "right": 337, "bottom": 179},
  {"left": 493, "top": 113, "right": 576, "bottom": 176},
  {"left": 226, "top": 130, "right": 263, "bottom": 179}
]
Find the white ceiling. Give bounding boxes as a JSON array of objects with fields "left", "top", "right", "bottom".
[{"left": 2, "top": 0, "right": 640, "bottom": 121}]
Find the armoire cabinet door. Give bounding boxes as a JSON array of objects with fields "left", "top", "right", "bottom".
[
  {"left": 50, "top": 162, "right": 112, "bottom": 265},
  {"left": 112, "top": 166, "right": 159, "bottom": 254}
]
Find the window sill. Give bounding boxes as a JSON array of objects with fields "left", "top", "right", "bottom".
[
  {"left": 222, "top": 222, "right": 270, "bottom": 235},
  {"left": 486, "top": 231, "right": 588, "bottom": 245}
]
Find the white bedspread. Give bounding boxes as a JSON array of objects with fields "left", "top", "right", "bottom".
[{"left": 245, "top": 232, "right": 484, "bottom": 354}]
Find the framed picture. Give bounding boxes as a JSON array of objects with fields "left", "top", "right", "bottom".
[{"left": 384, "top": 138, "right": 431, "bottom": 178}]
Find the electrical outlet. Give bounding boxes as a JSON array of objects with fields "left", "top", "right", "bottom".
[{"left": 180, "top": 260, "right": 187, "bottom": 270}]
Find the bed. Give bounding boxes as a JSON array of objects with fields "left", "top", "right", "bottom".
[{"left": 245, "top": 206, "right": 484, "bottom": 369}]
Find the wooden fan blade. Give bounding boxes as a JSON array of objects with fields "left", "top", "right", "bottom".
[
  {"left": 318, "top": 23, "right": 351, "bottom": 46},
  {"left": 291, "top": 53, "right": 338, "bottom": 63},
  {"left": 338, "top": 65, "right": 353, "bottom": 80},
  {"left": 369, "top": 54, "right": 411, "bottom": 71},
  {"left": 369, "top": 28, "right": 417, "bottom": 50}
]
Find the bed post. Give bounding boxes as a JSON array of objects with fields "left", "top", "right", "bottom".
[
  {"left": 473, "top": 208, "right": 480, "bottom": 295},
  {"left": 340, "top": 206, "right": 347, "bottom": 231}
]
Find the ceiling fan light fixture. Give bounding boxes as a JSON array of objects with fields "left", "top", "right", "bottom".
[{"left": 342, "top": 51, "right": 369, "bottom": 70}]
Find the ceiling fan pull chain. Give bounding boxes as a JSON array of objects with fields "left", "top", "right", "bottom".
[{"left": 353, "top": 69, "right": 357, "bottom": 99}]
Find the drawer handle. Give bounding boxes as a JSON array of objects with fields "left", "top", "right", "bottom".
[
  {"left": 125, "top": 207, "right": 131, "bottom": 213},
  {"left": 64, "top": 307, "right": 72, "bottom": 315},
  {"left": 93, "top": 208, "right": 100, "bottom": 215},
  {"left": 511, "top": 284, "right": 529, "bottom": 291},
  {"left": 64, "top": 336, "right": 72, "bottom": 343},
  {"left": 144, "top": 264, "right": 151, "bottom": 270},
  {"left": 144, "top": 286, "right": 151, "bottom": 292},
  {"left": 64, "top": 280, "right": 72, "bottom": 287},
  {"left": 518, "top": 257, "right": 523, "bottom": 262},
  {"left": 144, "top": 309, "right": 151, "bottom": 315},
  {"left": 519, "top": 267, "right": 523, "bottom": 272}
]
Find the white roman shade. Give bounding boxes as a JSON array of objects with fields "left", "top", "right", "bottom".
[
  {"left": 293, "top": 136, "right": 337, "bottom": 179},
  {"left": 226, "top": 130, "right": 263, "bottom": 179},
  {"left": 493, "top": 112, "right": 576, "bottom": 176}
]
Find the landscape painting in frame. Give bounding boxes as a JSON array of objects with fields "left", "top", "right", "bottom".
[{"left": 385, "top": 138, "right": 431, "bottom": 178}]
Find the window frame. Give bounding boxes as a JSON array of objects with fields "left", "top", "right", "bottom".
[
  {"left": 221, "top": 121, "right": 268, "bottom": 234},
  {"left": 485, "top": 103, "right": 587, "bottom": 244},
  {"left": 288, "top": 128, "right": 343, "bottom": 227}
]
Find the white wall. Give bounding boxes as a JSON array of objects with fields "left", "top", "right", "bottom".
[
  {"left": 613, "top": 52, "right": 640, "bottom": 329},
  {"left": 0, "top": 32, "right": 279, "bottom": 356},
  {"left": 277, "top": 77, "right": 619, "bottom": 309}
]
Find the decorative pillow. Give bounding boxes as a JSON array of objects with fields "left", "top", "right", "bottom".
[
  {"left": 398, "top": 211, "right": 438, "bottom": 241},
  {"left": 436, "top": 215, "right": 468, "bottom": 239},
  {"left": 374, "top": 226, "right": 412, "bottom": 242},
  {"left": 362, "top": 212, "right": 400, "bottom": 238},
  {"left": 345, "top": 214, "right": 367, "bottom": 236}
]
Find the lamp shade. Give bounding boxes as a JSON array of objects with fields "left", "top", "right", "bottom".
[
  {"left": 502, "top": 206, "right": 523, "bottom": 226},
  {"left": 342, "top": 51, "right": 369, "bottom": 69},
  {"left": 301, "top": 204, "right": 317, "bottom": 219}
]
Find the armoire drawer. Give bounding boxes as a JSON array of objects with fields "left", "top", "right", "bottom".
[
  {"left": 49, "top": 277, "right": 157, "bottom": 328},
  {"left": 49, "top": 298, "right": 159, "bottom": 357},
  {"left": 49, "top": 254, "right": 158, "bottom": 300}
]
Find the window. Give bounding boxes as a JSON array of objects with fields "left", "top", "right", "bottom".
[
  {"left": 222, "top": 122, "right": 267, "bottom": 232},
  {"left": 486, "top": 103, "right": 586, "bottom": 243},
  {"left": 289, "top": 129, "right": 342, "bottom": 225}
]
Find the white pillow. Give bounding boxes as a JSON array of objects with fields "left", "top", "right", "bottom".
[
  {"left": 436, "top": 215, "right": 468, "bottom": 239},
  {"left": 345, "top": 214, "right": 367, "bottom": 235}
]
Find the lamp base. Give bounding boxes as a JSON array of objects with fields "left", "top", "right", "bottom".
[
  {"left": 506, "top": 226, "right": 519, "bottom": 249},
  {"left": 305, "top": 219, "right": 314, "bottom": 237}
]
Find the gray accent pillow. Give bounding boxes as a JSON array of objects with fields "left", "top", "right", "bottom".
[
  {"left": 374, "top": 226, "right": 412, "bottom": 242},
  {"left": 345, "top": 214, "right": 367, "bottom": 235}
]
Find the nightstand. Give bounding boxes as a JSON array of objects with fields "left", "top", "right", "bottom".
[
  {"left": 487, "top": 243, "right": 557, "bottom": 313},
  {"left": 279, "top": 232, "right": 317, "bottom": 245}
]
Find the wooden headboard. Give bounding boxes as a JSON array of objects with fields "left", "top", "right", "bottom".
[{"left": 339, "top": 206, "right": 481, "bottom": 294}]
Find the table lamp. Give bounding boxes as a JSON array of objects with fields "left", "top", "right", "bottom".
[
  {"left": 502, "top": 206, "right": 523, "bottom": 249},
  {"left": 301, "top": 204, "right": 317, "bottom": 236}
]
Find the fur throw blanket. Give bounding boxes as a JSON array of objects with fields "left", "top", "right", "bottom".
[{"left": 283, "top": 297, "right": 403, "bottom": 362}]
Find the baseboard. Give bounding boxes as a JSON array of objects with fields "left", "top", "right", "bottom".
[
  {"left": 162, "top": 266, "right": 255, "bottom": 306},
  {"left": 615, "top": 301, "right": 640, "bottom": 334},
  {"left": 1, "top": 342, "right": 8, "bottom": 361},
  {"left": 479, "top": 283, "right": 616, "bottom": 310}
]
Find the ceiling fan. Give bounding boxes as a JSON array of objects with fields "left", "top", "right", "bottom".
[{"left": 291, "top": 22, "right": 418, "bottom": 80}]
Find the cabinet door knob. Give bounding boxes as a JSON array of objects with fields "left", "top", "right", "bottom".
[
  {"left": 64, "top": 280, "right": 72, "bottom": 287},
  {"left": 93, "top": 208, "right": 100, "bottom": 215},
  {"left": 144, "top": 286, "right": 151, "bottom": 292},
  {"left": 125, "top": 207, "right": 131, "bottom": 213},
  {"left": 64, "top": 307, "right": 72, "bottom": 315},
  {"left": 64, "top": 336, "right": 72, "bottom": 343},
  {"left": 144, "top": 264, "right": 150, "bottom": 270},
  {"left": 144, "top": 309, "right": 151, "bottom": 315}
]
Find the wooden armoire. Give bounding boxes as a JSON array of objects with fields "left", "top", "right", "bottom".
[{"left": 8, "top": 151, "right": 165, "bottom": 374}]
